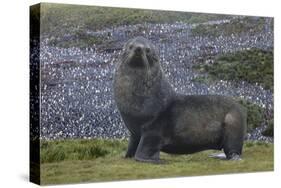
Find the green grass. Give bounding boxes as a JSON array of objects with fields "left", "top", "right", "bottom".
[
  {"left": 193, "top": 48, "right": 273, "bottom": 91},
  {"left": 37, "top": 3, "right": 231, "bottom": 48},
  {"left": 48, "top": 30, "right": 105, "bottom": 48},
  {"left": 237, "top": 99, "right": 265, "bottom": 132},
  {"left": 262, "top": 119, "right": 274, "bottom": 137},
  {"left": 191, "top": 76, "right": 213, "bottom": 85},
  {"left": 40, "top": 3, "right": 230, "bottom": 34},
  {"left": 239, "top": 99, "right": 273, "bottom": 136},
  {"left": 191, "top": 17, "right": 270, "bottom": 37},
  {"left": 40, "top": 139, "right": 127, "bottom": 163},
  {"left": 40, "top": 139, "right": 273, "bottom": 185}
]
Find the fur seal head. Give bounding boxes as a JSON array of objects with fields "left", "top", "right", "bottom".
[
  {"left": 119, "top": 36, "right": 161, "bottom": 76},
  {"left": 114, "top": 37, "right": 170, "bottom": 116}
]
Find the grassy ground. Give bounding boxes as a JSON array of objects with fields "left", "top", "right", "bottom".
[
  {"left": 40, "top": 139, "right": 273, "bottom": 185},
  {"left": 190, "top": 17, "right": 270, "bottom": 37},
  {"left": 193, "top": 48, "right": 273, "bottom": 91},
  {"left": 37, "top": 3, "right": 231, "bottom": 48},
  {"left": 40, "top": 3, "right": 230, "bottom": 34}
]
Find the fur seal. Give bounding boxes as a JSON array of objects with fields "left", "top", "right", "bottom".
[{"left": 113, "top": 36, "right": 247, "bottom": 163}]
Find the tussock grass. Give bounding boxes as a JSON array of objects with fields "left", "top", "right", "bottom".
[
  {"left": 193, "top": 48, "right": 273, "bottom": 91},
  {"left": 238, "top": 99, "right": 265, "bottom": 132},
  {"left": 191, "top": 17, "right": 270, "bottom": 37},
  {"left": 40, "top": 139, "right": 127, "bottom": 163},
  {"left": 40, "top": 139, "right": 273, "bottom": 185}
]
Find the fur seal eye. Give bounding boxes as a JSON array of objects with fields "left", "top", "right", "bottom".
[
  {"left": 145, "top": 48, "right": 150, "bottom": 53},
  {"left": 129, "top": 45, "right": 133, "bottom": 50}
]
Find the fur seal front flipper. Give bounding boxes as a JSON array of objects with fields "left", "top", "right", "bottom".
[
  {"left": 134, "top": 117, "right": 162, "bottom": 163},
  {"left": 134, "top": 130, "right": 161, "bottom": 163}
]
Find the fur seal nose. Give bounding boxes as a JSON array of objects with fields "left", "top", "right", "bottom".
[{"left": 135, "top": 46, "right": 142, "bottom": 54}]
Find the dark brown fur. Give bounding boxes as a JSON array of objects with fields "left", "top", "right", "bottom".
[{"left": 113, "top": 37, "right": 247, "bottom": 163}]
